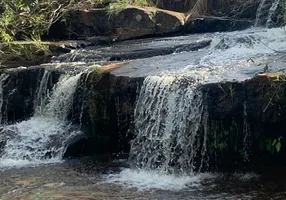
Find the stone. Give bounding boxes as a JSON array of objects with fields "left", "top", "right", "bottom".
[
  {"left": 185, "top": 17, "right": 253, "bottom": 33},
  {"left": 47, "top": 7, "right": 184, "bottom": 41},
  {"left": 47, "top": 9, "right": 114, "bottom": 40},
  {"left": 0, "top": 67, "right": 61, "bottom": 123}
]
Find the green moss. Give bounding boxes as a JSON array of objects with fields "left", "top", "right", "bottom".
[{"left": 85, "top": 67, "right": 104, "bottom": 125}]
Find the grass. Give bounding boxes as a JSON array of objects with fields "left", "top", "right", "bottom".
[
  {"left": 0, "top": 0, "right": 72, "bottom": 66},
  {"left": 0, "top": 40, "right": 52, "bottom": 66},
  {"left": 0, "top": 0, "right": 156, "bottom": 66},
  {"left": 107, "top": 0, "right": 154, "bottom": 15}
]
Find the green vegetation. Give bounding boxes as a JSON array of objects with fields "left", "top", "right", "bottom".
[
  {"left": 266, "top": 137, "right": 283, "bottom": 154},
  {"left": 107, "top": 0, "right": 153, "bottom": 15},
  {"left": 0, "top": 0, "right": 74, "bottom": 65},
  {"left": 0, "top": 0, "right": 155, "bottom": 66}
]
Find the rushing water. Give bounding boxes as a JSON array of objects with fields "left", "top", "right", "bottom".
[
  {"left": 1, "top": 26, "right": 286, "bottom": 198},
  {"left": 104, "top": 27, "right": 286, "bottom": 193},
  {"left": 129, "top": 76, "right": 204, "bottom": 174},
  {"left": 0, "top": 72, "right": 83, "bottom": 168},
  {"left": 2, "top": 157, "right": 286, "bottom": 200},
  {"left": 255, "top": 0, "right": 281, "bottom": 27},
  {"left": 0, "top": 74, "right": 9, "bottom": 124}
]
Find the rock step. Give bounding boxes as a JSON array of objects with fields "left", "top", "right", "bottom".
[{"left": 47, "top": 7, "right": 254, "bottom": 41}]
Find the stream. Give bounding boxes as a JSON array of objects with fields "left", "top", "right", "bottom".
[
  {"left": 1, "top": 22, "right": 286, "bottom": 199},
  {"left": 1, "top": 157, "right": 286, "bottom": 200}
]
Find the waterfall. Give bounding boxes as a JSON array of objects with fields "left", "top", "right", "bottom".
[
  {"left": 266, "top": 0, "right": 281, "bottom": 28},
  {"left": 129, "top": 75, "right": 205, "bottom": 174},
  {"left": 33, "top": 70, "right": 52, "bottom": 114},
  {"left": 0, "top": 71, "right": 83, "bottom": 167},
  {"left": 255, "top": 0, "right": 281, "bottom": 27},
  {"left": 0, "top": 74, "right": 9, "bottom": 124}
]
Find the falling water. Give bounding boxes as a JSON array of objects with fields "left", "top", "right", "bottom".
[
  {"left": 266, "top": 0, "right": 281, "bottom": 28},
  {"left": 0, "top": 74, "right": 9, "bottom": 124},
  {"left": 33, "top": 70, "right": 52, "bottom": 114},
  {"left": 0, "top": 71, "right": 83, "bottom": 167},
  {"left": 129, "top": 75, "right": 205, "bottom": 174},
  {"left": 242, "top": 101, "right": 251, "bottom": 162},
  {"left": 255, "top": 0, "right": 281, "bottom": 27}
]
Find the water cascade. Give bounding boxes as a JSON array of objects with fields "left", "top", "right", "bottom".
[
  {"left": 0, "top": 71, "right": 83, "bottom": 167},
  {"left": 0, "top": 74, "right": 9, "bottom": 124},
  {"left": 129, "top": 75, "right": 206, "bottom": 174},
  {"left": 255, "top": 0, "right": 281, "bottom": 27}
]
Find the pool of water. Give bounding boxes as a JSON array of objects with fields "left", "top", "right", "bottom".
[{"left": 1, "top": 157, "right": 286, "bottom": 200}]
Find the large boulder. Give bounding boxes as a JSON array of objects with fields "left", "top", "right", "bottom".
[
  {"left": 48, "top": 7, "right": 184, "bottom": 40},
  {"left": 68, "top": 67, "right": 143, "bottom": 156}
]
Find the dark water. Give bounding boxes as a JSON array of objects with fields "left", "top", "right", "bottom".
[{"left": 1, "top": 157, "right": 286, "bottom": 200}]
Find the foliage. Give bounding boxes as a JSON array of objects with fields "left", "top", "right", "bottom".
[
  {"left": 0, "top": 0, "right": 75, "bottom": 65},
  {"left": 107, "top": 0, "right": 128, "bottom": 15},
  {"left": 0, "top": 0, "right": 75, "bottom": 40},
  {"left": 0, "top": 40, "right": 52, "bottom": 66},
  {"left": 0, "top": 0, "right": 156, "bottom": 65},
  {"left": 215, "top": 130, "right": 229, "bottom": 151},
  {"left": 107, "top": 0, "right": 153, "bottom": 15},
  {"left": 265, "top": 137, "right": 283, "bottom": 154}
]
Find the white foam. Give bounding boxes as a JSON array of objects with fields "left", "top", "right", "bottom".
[
  {"left": 233, "top": 172, "right": 260, "bottom": 181},
  {"left": 0, "top": 72, "right": 83, "bottom": 168},
  {"left": 104, "top": 168, "right": 217, "bottom": 191},
  {"left": 0, "top": 158, "right": 62, "bottom": 169},
  {"left": 204, "top": 27, "right": 286, "bottom": 67}
]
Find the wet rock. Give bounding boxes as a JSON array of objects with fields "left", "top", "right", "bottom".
[
  {"left": 69, "top": 66, "right": 286, "bottom": 171},
  {"left": 185, "top": 17, "right": 253, "bottom": 33},
  {"left": 0, "top": 67, "right": 61, "bottom": 123},
  {"left": 108, "top": 39, "right": 211, "bottom": 61},
  {"left": 69, "top": 70, "right": 143, "bottom": 156},
  {"left": 202, "top": 74, "right": 286, "bottom": 171},
  {"left": 3, "top": 62, "right": 286, "bottom": 172},
  {"left": 49, "top": 41, "right": 94, "bottom": 55},
  {"left": 54, "top": 36, "right": 211, "bottom": 63}
]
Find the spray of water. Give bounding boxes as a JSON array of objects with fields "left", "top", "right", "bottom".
[
  {"left": 0, "top": 74, "right": 9, "bottom": 124},
  {"left": 255, "top": 0, "right": 281, "bottom": 28},
  {"left": 130, "top": 76, "right": 204, "bottom": 174},
  {"left": 105, "top": 75, "right": 210, "bottom": 190},
  {"left": 0, "top": 71, "right": 83, "bottom": 168}
]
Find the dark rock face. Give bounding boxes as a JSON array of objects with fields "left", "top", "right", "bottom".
[
  {"left": 203, "top": 75, "right": 286, "bottom": 171},
  {"left": 185, "top": 17, "right": 253, "bottom": 33},
  {"left": 0, "top": 67, "right": 61, "bottom": 124},
  {"left": 68, "top": 71, "right": 286, "bottom": 171},
  {"left": 3, "top": 65, "right": 286, "bottom": 172},
  {"left": 67, "top": 70, "right": 143, "bottom": 157},
  {"left": 48, "top": 9, "right": 113, "bottom": 40}
]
